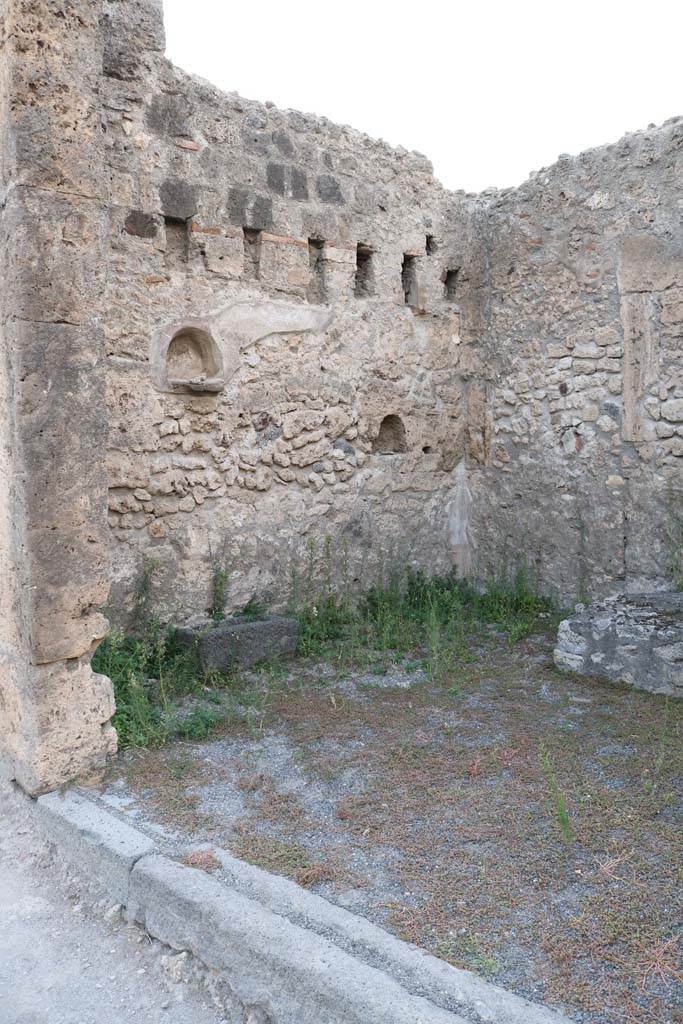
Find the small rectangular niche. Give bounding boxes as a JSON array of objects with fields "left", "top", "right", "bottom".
[
  {"left": 425, "top": 234, "right": 438, "bottom": 255},
  {"left": 307, "top": 238, "right": 326, "bottom": 303},
  {"left": 401, "top": 254, "right": 418, "bottom": 306},
  {"left": 243, "top": 227, "right": 262, "bottom": 279},
  {"left": 164, "top": 216, "right": 188, "bottom": 261},
  {"left": 354, "top": 243, "right": 375, "bottom": 297},
  {"left": 444, "top": 267, "right": 460, "bottom": 301}
]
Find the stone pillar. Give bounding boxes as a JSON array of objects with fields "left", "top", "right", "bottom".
[{"left": 0, "top": 0, "right": 117, "bottom": 793}]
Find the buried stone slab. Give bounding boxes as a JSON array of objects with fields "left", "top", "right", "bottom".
[
  {"left": 175, "top": 616, "right": 299, "bottom": 672},
  {"left": 554, "top": 592, "right": 683, "bottom": 697}
]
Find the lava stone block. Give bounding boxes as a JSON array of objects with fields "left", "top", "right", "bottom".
[{"left": 176, "top": 615, "right": 299, "bottom": 672}]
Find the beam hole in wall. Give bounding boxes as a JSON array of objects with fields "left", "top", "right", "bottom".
[
  {"left": 243, "top": 227, "right": 262, "bottom": 280},
  {"left": 444, "top": 267, "right": 460, "bottom": 301},
  {"left": 165, "top": 326, "right": 223, "bottom": 392},
  {"left": 422, "top": 445, "right": 433, "bottom": 454},
  {"left": 373, "top": 414, "right": 408, "bottom": 454},
  {"left": 426, "top": 234, "right": 438, "bottom": 254},
  {"left": 402, "top": 254, "right": 418, "bottom": 306},
  {"left": 307, "top": 238, "right": 326, "bottom": 303},
  {"left": 354, "top": 243, "right": 375, "bottom": 297},
  {"left": 164, "top": 216, "right": 188, "bottom": 261}
]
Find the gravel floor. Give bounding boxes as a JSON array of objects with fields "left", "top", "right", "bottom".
[{"left": 101, "top": 632, "right": 682, "bottom": 1024}]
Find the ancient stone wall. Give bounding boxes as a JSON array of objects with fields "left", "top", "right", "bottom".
[
  {"left": 0, "top": 0, "right": 116, "bottom": 793},
  {"left": 0, "top": 0, "right": 680, "bottom": 791},
  {"left": 100, "top": 8, "right": 476, "bottom": 620},
  {"left": 464, "top": 123, "right": 683, "bottom": 598}
]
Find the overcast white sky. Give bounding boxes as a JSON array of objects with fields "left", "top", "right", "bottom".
[{"left": 163, "top": 0, "right": 681, "bottom": 193}]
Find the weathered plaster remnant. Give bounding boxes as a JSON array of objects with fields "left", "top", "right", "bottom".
[{"left": 0, "top": 0, "right": 681, "bottom": 790}]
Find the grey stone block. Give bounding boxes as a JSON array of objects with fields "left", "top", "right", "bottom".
[
  {"left": 315, "top": 174, "right": 345, "bottom": 205},
  {"left": 227, "top": 189, "right": 273, "bottom": 230},
  {"left": 176, "top": 615, "right": 299, "bottom": 672},
  {"left": 554, "top": 592, "right": 683, "bottom": 697},
  {"left": 159, "top": 179, "right": 197, "bottom": 221},
  {"left": 35, "top": 789, "right": 156, "bottom": 904},
  {"left": 128, "top": 855, "right": 470, "bottom": 1024},
  {"left": 124, "top": 209, "right": 158, "bottom": 238}
]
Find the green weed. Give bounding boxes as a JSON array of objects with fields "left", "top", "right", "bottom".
[
  {"left": 294, "top": 551, "right": 556, "bottom": 674},
  {"left": 172, "top": 705, "right": 226, "bottom": 740},
  {"left": 238, "top": 596, "right": 268, "bottom": 621},
  {"left": 665, "top": 482, "right": 683, "bottom": 589},
  {"left": 210, "top": 565, "right": 229, "bottom": 622},
  {"left": 131, "top": 556, "right": 160, "bottom": 628},
  {"left": 539, "top": 744, "right": 573, "bottom": 842},
  {"left": 92, "top": 623, "right": 222, "bottom": 748}
]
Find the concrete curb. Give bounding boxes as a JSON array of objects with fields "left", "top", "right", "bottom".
[
  {"left": 129, "top": 854, "right": 468, "bottom": 1024},
  {"left": 212, "top": 847, "right": 567, "bottom": 1024},
  {"left": 34, "top": 789, "right": 573, "bottom": 1024},
  {"left": 36, "top": 789, "right": 156, "bottom": 904}
]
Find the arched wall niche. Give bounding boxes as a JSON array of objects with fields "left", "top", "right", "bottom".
[
  {"left": 166, "top": 326, "right": 222, "bottom": 390},
  {"left": 373, "top": 413, "right": 408, "bottom": 454},
  {"left": 151, "top": 319, "right": 225, "bottom": 394}
]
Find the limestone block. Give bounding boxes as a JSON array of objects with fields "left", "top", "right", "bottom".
[
  {"left": 618, "top": 236, "right": 683, "bottom": 294},
  {"left": 4, "top": 191, "right": 108, "bottom": 323},
  {"left": 290, "top": 438, "right": 333, "bottom": 467},
  {"left": 201, "top": 231, "right": 244, "bottom": 279},
  {"left": 259, "top": 233, "right": 311, "bottom": 296},
  {"left": 8, "top": 659, "right": 117, "bottom": 796},
  {"left": 127, "top": 855, "right": 469, "bottom": 1024},
  {"left": 661, "top": 399, "right": 683, "bottom": 422},
  {"left": 554, "top": 594, "right": 683, "bottom": 697},
  {"left": 36, "top": 790, "right": 156, "bottom": 904},
  {"left": 283, "top": 410, "right": 326, "bottom": 438},
  {"left": 621, "top": 293, "right": 660, "bottom": 443}
]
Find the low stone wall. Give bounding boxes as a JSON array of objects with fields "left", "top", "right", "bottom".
[{"left": 554, "top": 593, "right": 683, "bottom": 697}]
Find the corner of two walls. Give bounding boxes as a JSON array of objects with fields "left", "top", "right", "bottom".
[{"left": 100, "top": 28, "right": 477, "bottom": 626}]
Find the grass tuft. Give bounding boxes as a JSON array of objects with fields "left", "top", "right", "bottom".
[
  {"left": 297, "top": 562, "right": 558, "bottom": 676},
  {"left": 539, "top": 744, "right": 573, "bottom": 842}
]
